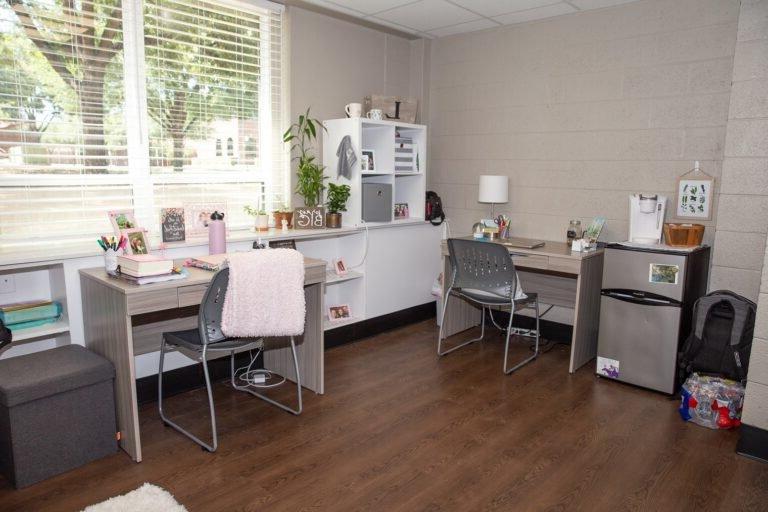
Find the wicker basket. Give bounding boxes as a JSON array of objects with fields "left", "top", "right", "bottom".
[{"left": 664, "top": 223, "right": 705, "bottom": 247}]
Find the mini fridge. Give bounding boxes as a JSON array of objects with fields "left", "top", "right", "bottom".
[{"left": 596, "top": 244, "right": 710, "bottom": 394}]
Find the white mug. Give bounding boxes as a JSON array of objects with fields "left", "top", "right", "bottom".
[
  {"left": 345, "top": 102, "right": 362, "bottom": 118},
  {"left": 367, "top": 108, "right": 383, "bottom": 120}
]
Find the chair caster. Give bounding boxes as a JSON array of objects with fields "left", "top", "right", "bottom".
[{"left": 162, "top": 421, "right": 170, "bottom": 427}]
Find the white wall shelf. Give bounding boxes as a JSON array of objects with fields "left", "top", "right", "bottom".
[
  {"left": 10, "top": 318, "right": 70, "bottom": 343},
  {"left": 325, "top": 270, "right": 364, "bottom": 285}
]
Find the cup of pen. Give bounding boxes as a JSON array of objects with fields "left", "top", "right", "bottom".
[{"left": 99, "top": 235, "right": 125, "bottom": 275}]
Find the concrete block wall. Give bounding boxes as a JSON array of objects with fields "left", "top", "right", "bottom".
[
  {"left": 426, "top": 0, "right": 739, "bottom": 243},
  {"left": 720, "top": 0, "right": 768, "bottom": 434},
  {"left": 710, "top": 0, "right": 768, "bottom": 302}
]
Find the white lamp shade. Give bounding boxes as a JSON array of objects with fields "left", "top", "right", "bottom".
[{"left": 478, "top": 175, "right": 509, "bottom": 204}]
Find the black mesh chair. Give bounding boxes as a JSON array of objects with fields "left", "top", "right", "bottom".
[
  {"left": 158, "top": 267, "right": 302, "bottom": 452},
  {"left": 438, "top": 238, "right": 541, "bottom": 374}
]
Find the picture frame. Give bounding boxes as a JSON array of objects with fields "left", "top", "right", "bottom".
[
  {"left": 394, "top": 203, "right": 409, "bottom": 219},
  {"left": 185, "top": 203, "right": 226, "bottom": 237},
  {"left": 361, "top": 149, "right": 375, "bottom": 172},
  {"left": 327, "top": 304, "right": 351, "bottom": 322},
  {"left": 333, "top": 258, "right": 347, "bottom": 276},
  {"left": 675, "top": 173, "right": 714, "bottom": 221},
  {"left": 160, "top": 207, "right": 185, "bottom": 243},
  {"left": 108, "top": 210, "right": 137, "bottom": 234},
  {"left": 124, "top": 229, "right": 149, "bottom": 255}
]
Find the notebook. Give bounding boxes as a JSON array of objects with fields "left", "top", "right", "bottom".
[{"left": 501, "top": 238, "right": 546, "bottom": 249}]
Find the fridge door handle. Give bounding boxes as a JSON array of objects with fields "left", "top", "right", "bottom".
[{"left": 601, "top": 288, "right": 681, "bottom": 307}]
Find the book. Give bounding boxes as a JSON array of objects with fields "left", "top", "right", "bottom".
[
  {"left": 0, "top": 300, "right": 53, "bottom": 313},
  {"left": 185, "top": 254, "right": 228, "bottom": 272},
  {"left": 117, "top": 254, "right": 174, "bottom": 276},
  {"left": 0, "top": 302, "right": 62, "bottom": 326},
  {"left": 112, "top": 268, "right": 189, "bottom": 286}
]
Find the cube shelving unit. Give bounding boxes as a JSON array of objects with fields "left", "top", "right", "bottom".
[{"left": 322, "top": 118, "right": 427, "bottom": 226}]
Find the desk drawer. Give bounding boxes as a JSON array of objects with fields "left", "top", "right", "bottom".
[
  {"left": 178, "top": 284, "right": 208, "bottom": 307},
  {"left": 548, "top": 257, "right": 581, "bottom": 275},
  {"left": 127, "top": 288, "right": 179, "bottom": 315},
  {"left": 511, "top": 253, "right": 549, "bottom": 271}
]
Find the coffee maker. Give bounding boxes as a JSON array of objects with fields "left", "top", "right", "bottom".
[{"left": 628, "top": 193, "right": 666, "bottom": 244}]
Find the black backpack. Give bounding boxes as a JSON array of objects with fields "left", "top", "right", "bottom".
[
  {"left": 425, "top": 191, "right": 445, "bottom": 226},
  {"left": 678, "top": 290, "right": 756, "bottom": 383}
]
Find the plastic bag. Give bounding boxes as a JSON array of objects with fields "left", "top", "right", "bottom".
[{"left": 679, "top": 373, "right": 744, "bottom": 429}]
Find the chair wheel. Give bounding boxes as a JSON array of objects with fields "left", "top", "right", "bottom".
[{"left": 163, "top": 421, "right": 170, "bottom": 427}]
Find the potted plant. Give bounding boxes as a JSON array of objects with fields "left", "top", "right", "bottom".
[
  {"left": 284, "top": 108, "right": 327, "bottom": 228},
  {"left": 326, "top": 183, "right": 351, "bottom": 228},
  {"left": 273, "top": 207, "right": 294, "bottom": 229},
  {"left": 244, "top": 205, "right": 269, "bottom": 232}
]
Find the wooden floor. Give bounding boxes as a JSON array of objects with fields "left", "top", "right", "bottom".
[{"left": 2, "top": 320, "right": 768, "bottom": 511}]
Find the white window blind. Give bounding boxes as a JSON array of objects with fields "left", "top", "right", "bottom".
[{"left": 0, "top": 0, "right": 286, "bottom": 250}]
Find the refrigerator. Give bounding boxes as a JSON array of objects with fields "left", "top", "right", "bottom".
[{"left": 596, "top": 244, "right": 710, "bottom": 394}]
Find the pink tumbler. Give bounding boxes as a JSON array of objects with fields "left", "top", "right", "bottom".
[{"left": 208, "top": 211, "right": 227, "bottom": 255}]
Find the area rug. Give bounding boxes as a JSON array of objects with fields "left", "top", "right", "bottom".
[{"left": 82, "top": 483, "right": 188, "bottom": 512}]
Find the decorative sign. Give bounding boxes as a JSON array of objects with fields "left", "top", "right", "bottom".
[
  {"left": 294, "top": 207, "right": 325, "bottom": 229},
  {"left": 676, "top": 175, "right": 714, "bottom": 220},
  {"left": 160, "top": 208, "right": 185, "bottom": 243}
]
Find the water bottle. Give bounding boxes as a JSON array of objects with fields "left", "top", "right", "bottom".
[{"left": 208, "top": 211, "right": 226, "bottom": 255}]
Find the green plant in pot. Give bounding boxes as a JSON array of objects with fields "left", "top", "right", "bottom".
[
  {"left": 244, "top": 205, "right": 269, "bottom": 232},
  {"left": 326, "top": 183, "right": 351, "bottom": 228},
  {"left": 284, "top": 108, "right": 327, "bottom": 210}
]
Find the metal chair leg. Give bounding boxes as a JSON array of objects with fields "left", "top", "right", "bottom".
[
  {"left": 158, "top": 342, "right": 218, "bottom": 452},
  {"left": 438, "top": 290, "right": 486, "bottom": 357},
  {"left": 234, "top": 336, "right": 302, "bottom": 415},
  {"left": 503, "top": 302, "right": 539, "bottom": 375}
]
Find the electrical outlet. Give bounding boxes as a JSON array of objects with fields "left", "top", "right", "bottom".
[{"left": 0, "top": 275, "right": 15, "bottom": 294}]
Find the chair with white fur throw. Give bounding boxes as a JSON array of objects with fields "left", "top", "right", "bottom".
[{"left": 158, "top": 249, "right": 305, "bottom": 452}]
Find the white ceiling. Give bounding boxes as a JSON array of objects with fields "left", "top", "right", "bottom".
[{"left": 301, "top": 0, "right": 640, "bottom": 38}]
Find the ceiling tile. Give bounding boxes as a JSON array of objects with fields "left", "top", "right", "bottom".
[
  {"left": 493, "top": 2, "right": 577, "bottom": 25},
  {"left": 300, "top": 0, "right": 366, "bottom": 17},
  {"left": 428, "top": 18, "right": 500, "bottom": 38},
  {"left": 569, "top": 0, "right": 639, "bottom": 9},
  {"left": 364, "top": 16, "right": 422, "bottom": 35},
  {"left": 449, "top": 0, "right": 563, "bottom": 18},
  {"left": 376, "top": 0, "right": 481, "bottom": 32},
  {"left": 327, "top": 0, "right": 418, "bottom": 15}
]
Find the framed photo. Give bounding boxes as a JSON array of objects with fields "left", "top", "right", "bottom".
[
  {"left": 676, "top": 175, "right": 714, "bottom": 220},
  {"left": 108, "top": 210, "right": 137, "bottom": 234},
  {"left": 328, "top": 304, "right": 351, "bottom": 322},
  {"left": 333, "top": 258, "right": 347, "bottom": 276},
  {"left": 185, "top": 203, "right": 226, "bottom": 237},
  {"left": 361, "top": 149, "right": 375, "bottom": 171},
  {"left": 394, "top": 203, "right": 409, "bottom": 219},
  {"left": 125, "top": 229, "right": 149, "bottom": 255},
  {"left": 160, "top": 207, "right": 185, "bottom": 243}
]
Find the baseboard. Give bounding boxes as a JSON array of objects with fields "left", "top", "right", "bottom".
[
  {"left": 136, "top": 301, "right": 437, "bottom": 404},
  {"left": 325, "top": 301, "right": 437, "bottom": 349},
  {"left": 736, "top": 424, "right": 768, "bottom": 464}
]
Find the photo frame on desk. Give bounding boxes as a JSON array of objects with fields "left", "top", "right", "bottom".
[
  {"left": 108, "top": 210, "right": 137, "bottom": 234},
  {"left": 124, "top": 229, "right": 149, "bottom": 255}
]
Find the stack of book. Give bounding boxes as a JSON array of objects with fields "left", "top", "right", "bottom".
[
  {"left": 0, "top": 300, "right": 62, "bottom": 332},
  {"left": 115, "top": 254, "right": 186, "bottom": 285}
]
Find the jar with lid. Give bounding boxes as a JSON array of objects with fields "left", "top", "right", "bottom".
[{"left": 566, "top": 220, "right": 582, "bottom": 247}]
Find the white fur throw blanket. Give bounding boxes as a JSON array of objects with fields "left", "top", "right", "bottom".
[{"left": 221, "top": 249, "right": 306, "bottom": 337}]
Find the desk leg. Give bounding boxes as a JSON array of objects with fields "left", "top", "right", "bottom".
[
  {"left": 264, "top": 282, "right": 325, "bottom": 394},
  {"left": 80, "top": 277, "right": 142, "bottom": 462},
  {"left": 569, "top": 253, "right": 604, "bottom": 373},
  {"left": 440, "top": 255, "right": 481, "bottom": 338}
]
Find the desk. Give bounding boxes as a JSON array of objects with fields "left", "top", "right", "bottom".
[
  {"left": 79, "top": 257, "right": 326, "bottom": 462},
  {"left": 441, "top": 237, "right": 604, "bottom": 373}
]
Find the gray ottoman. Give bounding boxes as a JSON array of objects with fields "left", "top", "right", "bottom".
[{"left": 0, "top": 345, "right": 117, "bottom": 488}]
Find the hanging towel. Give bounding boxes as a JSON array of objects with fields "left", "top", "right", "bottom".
[
  {"left": 221, "top": 249, "right": 306, "bottom": 337},
  {"left": 336, "top": 135, "right": 356, "bottom": 179}
]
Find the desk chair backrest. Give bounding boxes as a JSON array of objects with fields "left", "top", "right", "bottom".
[
  {"left": 447, "top": 239, "right": 518, "bottom": 300},
  {"left": 198, "top": 267, "right": 230, "bottom": 345}
]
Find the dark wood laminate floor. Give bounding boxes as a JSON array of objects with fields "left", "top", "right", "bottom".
[{"left": 2, "top": 320, "right": 767, "bottom": 511}]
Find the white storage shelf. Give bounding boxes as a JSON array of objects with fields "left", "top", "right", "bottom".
[{"left": 323, "top": 118, "right": 427, "bottom": 227}]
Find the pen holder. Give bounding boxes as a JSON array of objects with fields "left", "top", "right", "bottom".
[{"left": 104, "top": 249, "right": 118, "bottom": 274}]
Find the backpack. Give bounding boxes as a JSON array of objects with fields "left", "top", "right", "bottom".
[
  {"left": 678, "top": 290, "right": 756, "bottom": 384},
  {"left": 425, "top": 191, "right": 445, "bottom": 226}
]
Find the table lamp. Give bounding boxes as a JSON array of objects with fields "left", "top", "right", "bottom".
[{"left": 478, "top": 175, "right": 509, "bottom": 218}]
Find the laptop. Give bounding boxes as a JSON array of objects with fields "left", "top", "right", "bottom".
[{"left": 501, "top": 238, "right": 546, "bottom": 249}]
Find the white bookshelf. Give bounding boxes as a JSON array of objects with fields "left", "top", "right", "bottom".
[{"left": 322, "top": 118, "right": 427, "bottom": 226}]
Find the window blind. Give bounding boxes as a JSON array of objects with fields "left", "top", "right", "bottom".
[{"left": 0, "top": 0, "right": 286, "bottom": 249}]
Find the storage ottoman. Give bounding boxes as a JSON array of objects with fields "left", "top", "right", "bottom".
[{"left": 0, "top": 345, "right": 117, "bottom": 488}]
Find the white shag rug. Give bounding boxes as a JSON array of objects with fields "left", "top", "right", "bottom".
[{"left": 82, "top": 483, "right": 188, "bottom": 512}]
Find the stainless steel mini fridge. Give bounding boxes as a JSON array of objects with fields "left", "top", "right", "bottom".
[{"left": 596, "top": 244, "right": 710, "bottom": 394}]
